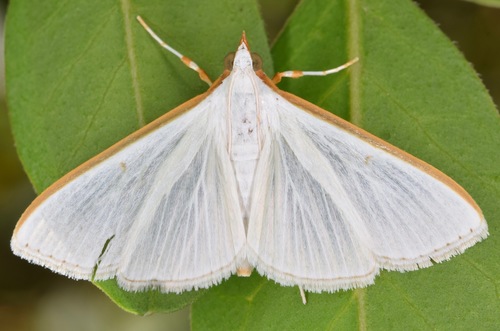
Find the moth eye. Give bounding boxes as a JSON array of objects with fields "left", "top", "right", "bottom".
[
  {"left": 224, "top": 52, "right": 236, "bottom": 70},
  {"left": 251, "top": 52, "right": 263, "bottom": 71}
]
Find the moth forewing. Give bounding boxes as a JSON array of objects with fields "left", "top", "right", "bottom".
[
  {"left": 12, "top": 85, "right": 247, "bottom": 292},
  {"left": 246, "top": 71, "right": 487, "bottom": 292}
]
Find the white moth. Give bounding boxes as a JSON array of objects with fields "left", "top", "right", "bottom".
[{"left": 12, "top": 17, "right": 488, "bottom": 304}]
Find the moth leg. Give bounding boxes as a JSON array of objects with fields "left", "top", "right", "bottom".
[
  {"left": 272, "top": 57, "right": 359, "bottom": 84},
  {"left": 299, "top": 286, "right": 307, "bottom": 305},
  {"left": 136, "top": 16, "right": 212, "bottom": 85}
]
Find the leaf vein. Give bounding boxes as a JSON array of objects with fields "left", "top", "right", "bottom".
[
  {"left": 388, "top": 281, "right": 435, "bottom": 329},
  {"left": 347, "top": 0, "right": 362, "bottom": 126},
  {"left": 64, "top": 58, "right": 128, "bottom": 168},
  {"left": 41, "top": 9, "right": 117, "bottom": 111},
  {"left": 326, "top": 293, "right": 356, "bottom": 330},
  {"left": 365, "top": 73, "right": 495, "bottom": 192},
  {"left": 120, "top": 0, "right": 145, "bottom": 127}
]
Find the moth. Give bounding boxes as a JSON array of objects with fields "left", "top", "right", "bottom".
[{"left": 12, "top": 17, "right": 488, "bottom": 304}]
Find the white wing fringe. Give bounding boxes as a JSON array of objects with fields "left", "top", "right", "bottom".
[
  {"left": 12, "top": 237, "right": 249, "bottom": 293},
  {"left": 246, "top": 220, "right": 487, "bottom": 293},
  {"left": 376, "top": 220, "right": 488, "bottom": 271},
  {"left": 12, "top": 221, "right": 488, "bottom": 294},
  {"left": 114, "top": 252, "right": 248, "bottom": 293}
]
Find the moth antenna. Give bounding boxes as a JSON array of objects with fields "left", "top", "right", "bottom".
[
  {"left": 272, "top": 57, "right": 359, "bottom": 84},
  {"left": 136, "top": 16, "right": 212, "bottom": 85}
]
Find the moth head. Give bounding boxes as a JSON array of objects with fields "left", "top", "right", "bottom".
[{"left": 224, "top": 32, "right": 263, "bottom": 72}]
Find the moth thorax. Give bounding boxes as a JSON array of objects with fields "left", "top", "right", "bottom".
[{"left": 228, "top": 73, "right": 261, "bottom": 229}]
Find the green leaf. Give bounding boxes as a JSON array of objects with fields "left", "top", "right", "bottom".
[
  {"left": 94, "top": 279, "right": 205, "bottom": 315},
  {"left": 6, "top": 0, "right": 270, "bottom": 315},
  {"left": 192, "top": 0, "right": 500, "bottom": 330}
]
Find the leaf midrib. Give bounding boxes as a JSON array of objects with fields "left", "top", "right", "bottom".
[
  {"left": 347, "top": 0, "right": 362, "bottom": 127},
  {"left": 347, "top": 1, "right": 367, "bottom": 330},
  {"left": 120, "top": 0, "right": 145, "bottom": 128}
]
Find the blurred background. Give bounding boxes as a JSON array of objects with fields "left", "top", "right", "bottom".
[{"left": 1, "top": 1, "right": 499, "bottom": 330}]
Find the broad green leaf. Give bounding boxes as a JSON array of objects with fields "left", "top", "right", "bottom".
[
  {"left": 192, "top": 0, "right": 500, "bottom": 330},
  {"left": 6, "top": 0, "right": 270, "bottom": 315}
]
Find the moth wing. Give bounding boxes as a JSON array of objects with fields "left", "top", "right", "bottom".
[
  {"left": 247, "top": 81, "right": 488, "bottom": 292},
  {"left": 12, "top": 90, "right": 246, "bottom": 293}
]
